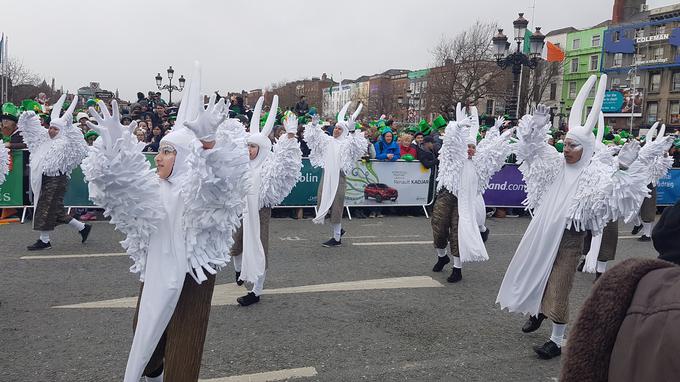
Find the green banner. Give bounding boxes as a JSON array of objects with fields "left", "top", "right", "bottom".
[
  {"left": 64, "top": 166, "right": 95, "bottom": 207},
  {"left": 0, "top": 150, "right": 25, "bottom": 206},
  {"left": 280, "top": 159, "right": 322, "bottom": 206}
]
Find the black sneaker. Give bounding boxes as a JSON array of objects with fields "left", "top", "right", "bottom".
[
  {"left": 237, "top": 292, "right": 260, "bottom": 306},
  {"left": 432, "top": 255, "right": 450, "bottom": 272},
  {"left": 533, "top": 340, "right": 561, "bottom": 359},
  {"left": 322, "top": 238, "right": 342, "bottom": 247},
  {"left": 522, "top": 313, "right": 547, "bottom": 333},
  {"left": 27, "top": 240, "right": 52, "bottom": 251},
  {"left": 631, "top": 224, "right": 643, "bottom": 235},
  {"left": 480, "top": 227, "right": 490, "bottom": 243},
  {"left": 235, "top": 271, "right": 244, "bottom": 286},
  {"left": 447, "top": 267, "right": 462, "bottom": 283},
  {"left": 638, "top": 235, "right": 651, "bottom": 242},
  {"left": 80, "top": 224, "right": 92, "bottom": 243},
  {"left": 341, "top": 229, "right": 346, "bottom": 237}
]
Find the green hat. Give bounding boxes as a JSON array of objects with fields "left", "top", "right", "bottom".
[
  {"left": 674, "top": 138, "right": 680, "bottom": 148},
  {"left": 613, "top": 134, "right": 622, "bottom": 145},
  {"left": 402, "top": 154, "right": 415, "bottom": 161},
  {"left": 84, "top": 130, "right": 99, "bottom": 140},
  {"left": 619, "top": 130, "right": 630, "bottom": 139},
  {"left": 86, "top": 99, "right": 97, "bottom": 107},
  {"left": 1, "top": 102, "right": 19, "bottom": 121},
  {"left": 20, "top": 99, "right": 42, "bottom": 113},
  {"left": 555, "top": 140, "right": 564, "bottom": 152},
  {"left": 432, "top": 115, "right": 447, "bottom": 130},
  {"left": 308, "top": 106, "right": 317, "bottom": 116},
  {"left": 418, "top": 119, "right": 432, "bottom": 135}
]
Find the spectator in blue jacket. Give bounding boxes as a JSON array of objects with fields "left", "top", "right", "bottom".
[{"left": 374, "top": 128, "right": 400, "bottom": 161}]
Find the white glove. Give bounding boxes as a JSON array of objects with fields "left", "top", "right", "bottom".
[
  {"left": 494, "top": 116, "right": 506, "bottom": 130},
  {"left": 529, "top": 104, "right": 551, "bottom": 132},
  {"left": 184, "top": 94, "right": 227, "bottom": 142},
  {"left": 617, "top": 140, "right": 640, "bottom": 169},
  {"left": 469, "top": 106, "right": 480, "bottom": 132},
  {"left": 457, "top": 116, "right": 474, "bottom": 129},
  {"left": 455, "top": 102, "right": 467, "bottom": 123},
  {"left": 347, "top": 103, "right": 363, "bottom": 132},
  {"left": 87, "top": 100, "right": 135, "bottom": 153},
  {"left": 500, "top": 127, "right": 516, "bottom": 140},
  {"left": 283, "top": 112, "right": 298, "bottom": 134},
  {"left": 311, "top": 114, "right": 321, "bottom": 127}
]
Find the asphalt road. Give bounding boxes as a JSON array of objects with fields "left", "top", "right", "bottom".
[{"left": 0, "top": 214, "right": 660, "bottom": 381}]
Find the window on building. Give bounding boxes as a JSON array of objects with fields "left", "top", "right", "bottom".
[
  {"left": 670, "top": 101, "right": 680, "bottom": 124},
  {"left": 673, "top": 72, "right": 680, "bottom": 91},
  {"left": 647, "top": 102, "right": 658, "bottom": 124},
  {"left": 486, "top": 99, "right": 495, "bottom": 115},
  {"left": 592, "top": 35, "right": 601, "bottom": 47},
  {"left": 549, "top": 83, "right": 557, "bottom": 100},
  {"left": 614, "top": 53, "right": 623, "bottom": 67},
  {"left": 635, "top": 28, "right": 645, "bottom": 38},
  {"left": 656, "top": 25, "right": 666, "bottom": 35},
  {"left": 633, "top": 75, "right": 641, "bottom": 87},
  {"left": 569, "top": 81, "right": 577, "bottom": 99},
  {"left": 572, "top": 38, "right": 580, "bottom": 49},
  {"left": 612, "top": 77, "right": 621, "bottom": 88},
  {"left": 650, "top": 73, "right": 661, "bottom": 92},
  {"left": 588, "top": 83, "right": 597, "bottom": 98},
  {"left": 571, "top": 58, "right": 579, "bottom": 73},
  {"left": 654, "top": 46, "right": 664, "bottom": 59},
  {"left": 590, "top": 55, "right": 599, "bottom": 71},
  {"left": 614, "top": 31, "right": 621, "bottom": 42}
]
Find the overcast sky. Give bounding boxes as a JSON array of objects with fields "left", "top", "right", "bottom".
[{"left": 2, "top": 0, "right": 678, "bottom": 101}]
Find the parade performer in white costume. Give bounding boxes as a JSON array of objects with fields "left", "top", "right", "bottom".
[
  {"left": 230, "top": 96, "right": 302, "bottom": 306},
  {"left": 305, "top": 101, "right": 368, "bottom": 247},
  {"left": 431, "top": 104, "right": 515, "bottom": 283},
  {"left": 18, "top": 95, "right": 91, "bottom": 250},
  {"left": 496, "top": 74, "right": 673, "bottom": 360},
  {"left": 82, "top": 63, "right": 249, "bottom": 382}
]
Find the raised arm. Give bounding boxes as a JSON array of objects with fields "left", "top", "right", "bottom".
[
  {"left": 82, "top": 100, "right": 163, "bottom": 280},
  {"left": 259, "top": 113, "right": 303, "bottom": 208},
  {"left": 436, "top": 109, "right": 471, "bottom": 194},
  {"left": 473, "top": 118, "right": 515, "bottom": 193},
  {"left": 16, "top": 110, "right": 48, "bottom": 152},
  {"left": 515, "top": 105, "right": 562, "bottom": 210},
  {"left": 181, "top": 96, "right": 250, "bottom": 283},
  {"left": 303, "top": 115, "right": 332, "bottom": 168}
]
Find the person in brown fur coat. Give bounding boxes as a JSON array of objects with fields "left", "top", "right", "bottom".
[{"left": 560, "top": 200, "right": 680, "bottom": 382}]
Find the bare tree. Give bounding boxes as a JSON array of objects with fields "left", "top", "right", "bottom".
[
  {"left": 1, "top": 57, "right": 42, "bottom": 86},
  {"left": 519, "top": 61, "right": 562, "bottom": 114},
  {"left": 426, "top": 21, "right": 511, "bottom": 118}
]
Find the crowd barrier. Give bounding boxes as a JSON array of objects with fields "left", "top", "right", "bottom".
[{"left": 1, "top": 150, "right": 678, "bottom": 222}]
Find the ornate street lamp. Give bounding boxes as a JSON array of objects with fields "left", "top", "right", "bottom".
[
  {"left": 493, "top": 13, "right": 545, "bottom": 120},
  {"left": 155, "top": 66, "right": 185, "bottom": 106}
]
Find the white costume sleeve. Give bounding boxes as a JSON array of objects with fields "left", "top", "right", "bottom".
[
  {"left": 17, "top": 111, "right": 48, "bottom": 152},
  {"left": 640, "top": 137, "right": 674, "bottom": 186},
  {"left": 339, "top": 131, "right": 368, "bottom": 175},
  {"left": 436, "top": 122, "right": 467, "bottom": 193},
  {"left": 181, "top": 121, "right": 250, "bottom": 277},
  {"left": 472, "top": 132, "right": 514, "bottom": 193},
  {"left": 259, "top": 135, "right": 303, "bottom": 208},
  {"left": 81, "top": 129, "right": 164, "bottom": 278},
  {"left": 0, "top": 147, "right": 9, "bottom": 185},
  {"left": 304, "top": 123, "right": 333, "bottom": 168},
  {"left": 568, "top": 141, "right": 671, "bottom": 236},
  {"left": 515, "top": 116, "right": 562, "bottom": 210}
]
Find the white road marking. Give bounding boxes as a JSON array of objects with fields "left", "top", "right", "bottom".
[
  {"left": 53, "top": 276, "right": 443, "bottom": 309},
  {"left": 20, "top": 253, "right": 126, "bottom": 260},
  {"left": 619, "top": 235, "right": 645, "bottom": 239},
  {"left": 200, "top": 367, "right": 318, "bottom": 382},
  {"left": 344, "top": 234, "right": 421, "bottom": 239},
  {"left": 352, "top": 241, "right": 432, "bottom": 246}
]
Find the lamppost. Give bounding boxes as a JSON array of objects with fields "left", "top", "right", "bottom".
[
  {"left": 492, "top": 13, "right": 546, "bottom": 121},
  {"left": 155, "top": 66, "right": 185, "bottom": 106}
]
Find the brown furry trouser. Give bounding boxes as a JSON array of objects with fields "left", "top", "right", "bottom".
[
  {"left": 541, "top": 228, "right": 586, "bottom": 323},
  {"left": 430, "top": 190, "right": 459, "bottom": 257},
  {"left": 132, "top": 274, "right": 216, "bottom": 381},
  {"left": 33, "top": 174, "right": 73, "bottom": 231}
]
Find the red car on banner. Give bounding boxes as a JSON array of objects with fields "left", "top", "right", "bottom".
[{"left": 364, "top": 183, "right": 398, "bottom": 203}]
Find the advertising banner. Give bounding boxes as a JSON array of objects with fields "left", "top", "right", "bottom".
[
  {"left": 657, "top": 169, "right": 680, "bottom": 206},
  {"left": 0, "top": 150, "right": 25, "bottom": 207},
  {"left": 482, "top": 164, "right": 528, "bottom": 208}
]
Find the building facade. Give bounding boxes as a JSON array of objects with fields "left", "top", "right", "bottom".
[
  {"left": 562, "top": 23, "right": 609, "bottom": 125},
  {"left": 603, "top": 14, "right": 680, "bottom": 131}
]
